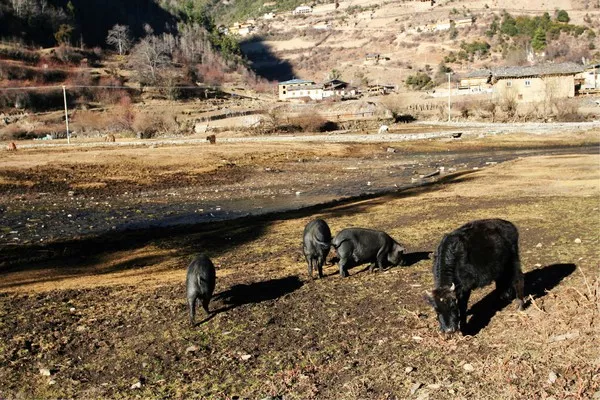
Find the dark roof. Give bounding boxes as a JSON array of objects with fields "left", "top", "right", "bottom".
[
  {"left": 287, "top": 84, "right": 322, "bottom": 91},
  {"left": 279, "top": 79, "right": 315, "bottom": 85},
  {"left": 323, "top": 78, "right": 347, "bottom": 84},
  {"left": 492, "top": 63, "right": 583, "bottom": 78},
  {"left": 463, "top": 69, "right": 492, "bottom": 79},
  {"left": 323, "top": 79, "right": 349, "bottom": 89}
]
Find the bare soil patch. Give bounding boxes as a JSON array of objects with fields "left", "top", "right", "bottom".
[{"left": 0, "top": 147, "right": 598, "bottom": 399}]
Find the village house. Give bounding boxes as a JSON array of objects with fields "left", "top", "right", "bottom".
[
  {"left": 228, "top": 21, "right": 255, "bottom": 36},
  {"left": 278, "top": 79, "right": 354, "bottom": 101},
  {"left": 459, "top": 69, "right": 492, "bottom": 91},
  {"left": 366, "top": 84, "right": 396, "bottom": 95},
  {"left": 293, "top": 5, "right": 313, "bottom": 14},
  {"left": 313, "top": 22, "right": 331, "bottom": 30},
  {"left": 434, "top": 21, "right": 451, "bottom": 31},
  {"left": 576, "top": 64, "right": 600, "bottom": 93},
  {"left": 322, "top": 79, "right": 356, "bottom": 98},
  {"left": 492, "top": 63, "right": 583, "bottom": 102},
  {"left": 430, "top": 15, "right": 473, "bottom": 32},
  {"left": 365, "top": 53, "right": 380, "bottom": 65},
  {"left": 278, "top": 79, "right": 323, "bottom": 101},
  {"left": 451, "top": 15, "right": 474, "bottom": 28}
]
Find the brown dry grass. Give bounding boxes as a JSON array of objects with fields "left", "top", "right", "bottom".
[{"left": 0, "top": 140, "right": 598, "bottom": 398}]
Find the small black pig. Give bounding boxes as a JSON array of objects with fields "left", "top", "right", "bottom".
[
  {"left": 186, "top": 254, "right": 216, "bottom": 325},
  {"left": 302, "top": 218, "right": 332, "bottom": 279}
]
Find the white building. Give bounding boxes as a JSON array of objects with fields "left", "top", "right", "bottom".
[
  {"left": 278, "top": 79, "right": 354, "bottom": 101},
  {"left": 577, "top": 64, "right": 600, "bottom": 92},
  {"left": 293, "top": 5, "right": 313, "bottom": 14},
  {"left": 278, "top": 79, "right": 322, "bottom": 100}
]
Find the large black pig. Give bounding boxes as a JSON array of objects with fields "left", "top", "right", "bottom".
[{"left": 332, "top": 228, "right": 405, "bottom": 277}]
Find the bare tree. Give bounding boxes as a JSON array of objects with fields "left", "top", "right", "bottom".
[
  {"left": 501, "top": 88, "right": 518, "bottom": 120},
  {"left": 542, "top": 76, "right": 560, "bottom": 118},
  {"left": 480, "top": 100, "right": 498, "bottom": 122},
  {"left": 129, "top": 35, "right": 171, "bottom": 84},
  {"left": 178, "top": 23, "right": 210, "bottom": 64},
  {"left": 11, "top": 0, "right": 38, "bottom": 18},
  {"left": 106, "top": 24, "right": 132, "bottom": 55}
]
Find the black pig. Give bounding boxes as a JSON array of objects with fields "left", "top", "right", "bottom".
[
  {"left": 332, "top": 228, "right": 405, "bottom": 277},
  {"left": 186, "top": 254, "right": 216, "bottom": 325},
  {"left": 303, "top": 219, "right": 332, "bottom": 279}
]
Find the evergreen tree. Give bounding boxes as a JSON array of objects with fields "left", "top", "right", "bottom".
[
  {"left": 531, "top": 26, "right": 547, "bottom": 51},
  {"left": 556, "top": 10, "right": 570, "bottom": 23}
]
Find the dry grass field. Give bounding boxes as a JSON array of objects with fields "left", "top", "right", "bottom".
[{"left": 0, "top": 133, "right": 598, "bottom": 398}]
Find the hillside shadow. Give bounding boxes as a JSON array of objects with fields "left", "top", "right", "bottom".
[
  {"left": 212, "top": 276, "right": 303, "bottom": 312},
  {"left": 463, "top": 263, "right": 576, "bottom": 336},
  {"left": 68, "top": 0, "right": 177, "bottom": 47},
  {"left": 240, "top": 37, "right": 295, "bottom": 81}
]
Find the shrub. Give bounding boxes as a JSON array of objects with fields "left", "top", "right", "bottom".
[
  {"left": 289, "top": 112, "right": 328, "bottom": 132},
  {"left": 479, "top": 101, "right": 498, "bottom": 122},
  {"left": 54, "top": 24, "right": 74, "bottom": 46},
  {"left": 71, "top": 110, "right": 112, "bottom": 134},
  {"left": 460, "top": 40, "right": 491, "bottom": 59},
  {"left": 556, "top": 10, "right": 570, "bottom": 23},
  {"left": 457, "top": 102, "right": 471, "bottom": 119},
  {"left": 405, "top": 72, "right": 433, "bottom": 90},
  {"left": 112, "top": 96, "right": 136, "bottom": 131},
  {"left": 132, "top": 113, "right": 162, "bottom": 138},
  {"left": 0, "top": 47, "right": 40, "bottom": 64},
  {"left": 52, "top": 46, "right": 84, "bottom": 64},
  {"left": 93, "top": 76, "right": 129, "bottom": 104},
  {"left": 556, "top": 100, "right": 585, "bottom": 121}
]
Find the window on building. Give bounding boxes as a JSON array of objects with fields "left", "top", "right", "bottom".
[
  {"left": 282, "top": 90, "right": 286, "bottom": 94},
  {"left": 506, "top": 81, "right": 512, "bottom": 87},
  {"left": 524, "top": 80, "right": 531, "bottom": 87}
]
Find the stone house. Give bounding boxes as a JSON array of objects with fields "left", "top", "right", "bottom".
[{"left": 492, "top": 63, "right": 583, "bottom": 102}]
